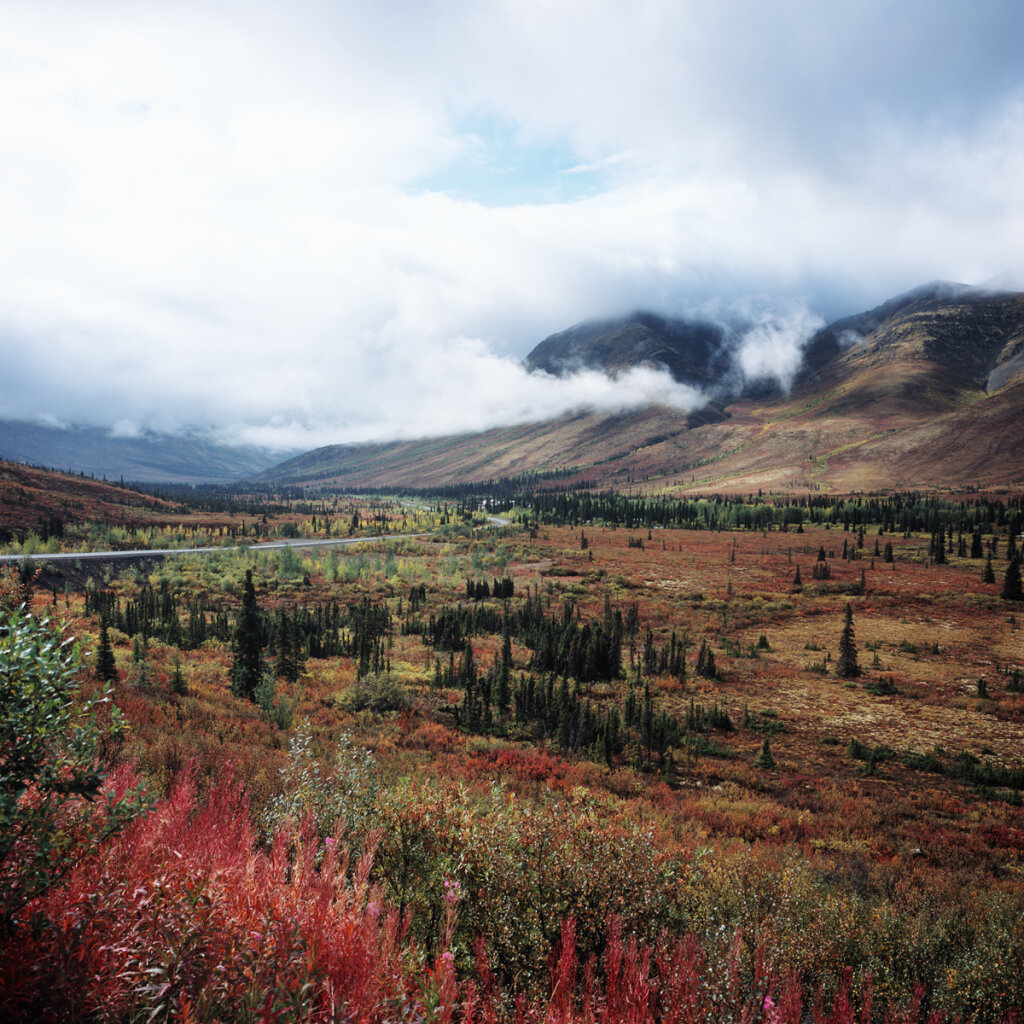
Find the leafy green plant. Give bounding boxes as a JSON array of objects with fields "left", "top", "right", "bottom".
[{"left": 0, "top": 604, "right": 150, "bottom": 932}]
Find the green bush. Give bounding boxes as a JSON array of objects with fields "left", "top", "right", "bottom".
[{"left": 340, "top": 672, "right": 410, "bottom": 714}]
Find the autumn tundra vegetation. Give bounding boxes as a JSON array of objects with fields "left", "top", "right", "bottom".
[{"left": 2, "top": 480, "right": 1024, "bottom": 1022}]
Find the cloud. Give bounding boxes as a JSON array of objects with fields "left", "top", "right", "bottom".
[
  {"left": 33, "top": 413, "right": 69, "bottom": 431},
  {"left": 0, "top": 1, "right": 1021, "bottom": 452},
  {"left": 227, "top": 341, "right": 708, "bottom": 452},
  {"left": 735, "top": 309, "right": 827, "bottom": 391},
  {"left": 109, "top": 419, "right": 143, "bottom": 439}
]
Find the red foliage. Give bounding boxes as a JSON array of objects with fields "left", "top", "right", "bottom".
[
  {"left": 462, "top": 747, "right": 571, "bottom": 786},
  {"left": 0, "top": 764, "right": 411, "bottom": 1022},
  {"left": 1, "top": 759, "right": 1016, "bottom": 1023}
]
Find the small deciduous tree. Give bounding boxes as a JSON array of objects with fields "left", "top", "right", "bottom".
[{"left": 0, "top": 604, "right": 150, "bottom": 933}]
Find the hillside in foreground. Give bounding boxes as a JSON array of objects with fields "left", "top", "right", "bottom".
[{"left": 258, "top": 283, "right": 1024, "bottom": 493}]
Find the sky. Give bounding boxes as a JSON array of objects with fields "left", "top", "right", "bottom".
[{"left": 1, "top": 0, "right": 1022, "bottom": 451}]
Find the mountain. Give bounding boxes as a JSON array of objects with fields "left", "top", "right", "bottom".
[
  {"left": 258, "top": 282, "right": 1024, "bottom": 494},
  {"left": 0, "top": 420, "right": 296, "bottom": 484},
  {"left": 524, "top": 313, "right": 734, "bottom": 391}
]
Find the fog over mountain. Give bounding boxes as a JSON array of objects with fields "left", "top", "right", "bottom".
[{"left": 1, "top": 1, "right": 1022, "bottom": 452}]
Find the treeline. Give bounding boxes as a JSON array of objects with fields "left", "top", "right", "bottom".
[{"left": 523, "top": 490, "right": 1023, "bottom": 536}]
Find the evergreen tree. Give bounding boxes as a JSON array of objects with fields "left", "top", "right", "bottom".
[
  {"left": 1002, "top": 558, "right": 1023, "bottom": 601},
  {"left": 95, "top": 618, "right": 117, "bottom": 683},
  {"left": 755, "top": 737, "right": 776, "bottom": 770},
  {"left": 883, "top": 541, "right": 894, "bottom": 563},
  {"left": 983, "top": 555, "right": 996, "bottom": 584},
  {"left": 231, "top": 569, "right": 264, "bottom": 701},
  {"left": 170, "top": 655, "right": 187, "bottom": 695},
  {"left": 792, "top": 565, "right": 802, "bottom": 590},
  {"left": 836, "top": 602, "right": 861, "bottom": 678},
  {"left": 971, "top": 530, "right": 984, "bottom": 559}
]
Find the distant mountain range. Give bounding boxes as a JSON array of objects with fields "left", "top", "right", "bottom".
[
  {"left": 257, "top": 282, "right": 1024, "bottom": 493},
  {"left": 0, "top": 421, "right": 295, "bottom": 484}
]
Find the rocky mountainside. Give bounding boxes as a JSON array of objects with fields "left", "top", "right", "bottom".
[
  {"left": 797, "top": 282, "right": 1024, "bottom": 399},
  {"left": 257, "top": 282, "right": 1024, "bottom": 493}
]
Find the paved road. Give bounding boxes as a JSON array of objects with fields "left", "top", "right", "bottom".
[{"left": 0, "top": 515, "right": 511, "bottom": 566}]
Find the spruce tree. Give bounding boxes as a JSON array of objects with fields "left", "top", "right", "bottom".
[
  {"left": 695, "top": 639, "right": 717, "bottom": 679},
  {"left": 95, "top": 618, "right": 117, "bottom": 683},
  {"left": 231, "top": 569, "right": 264, "bottom": 701},
  {"left": 836, "top": 602, "right": 861, "bottom": 678},
  {"left": 983, "top": 555, "right": 996, "bottom": 584},
  {"left": 170, "top": 655, "right": 187, "bottom": 695},
  {"left": 1002, "top": 558, "right": 1023, "bottom": 601},
  {"left": 755, "top": 737, "right": 776, "bottom": 770}
]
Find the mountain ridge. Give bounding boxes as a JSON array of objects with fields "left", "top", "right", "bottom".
[
  {"left": 0, "top": 420, "right": 297, "bottom": 484},
  {"left": 256, "top": 282, "right": 1024, "bottom": 494}
]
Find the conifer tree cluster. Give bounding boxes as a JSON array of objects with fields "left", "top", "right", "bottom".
[{"left": 695, "top": 639, "right": 717, "bottom": 679}]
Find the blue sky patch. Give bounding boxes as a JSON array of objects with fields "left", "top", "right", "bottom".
[{"left": 412, "top": 110, "right": 617, "bottom": 206}]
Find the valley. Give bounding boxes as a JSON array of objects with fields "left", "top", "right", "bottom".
[{"left": 3, "top": 484, "right": 1023, "bottom": 1021}]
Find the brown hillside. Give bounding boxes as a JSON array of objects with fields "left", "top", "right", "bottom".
[{"left": 0, "top": 459, "right": 180, "bottom": 541}]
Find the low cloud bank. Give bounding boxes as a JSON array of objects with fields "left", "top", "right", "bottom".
[
  {"left": 226, "top": 347, "right": 708, "bottom": 452},
  {"left": 4, "top": 297, "right": 831, "bottom": 455}
]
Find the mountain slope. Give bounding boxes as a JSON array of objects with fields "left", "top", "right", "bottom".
[
  {"left": 797, "top": 282, "right": 1024, "bottom": 402},
  {"left": 257, "top": 283, "right": 1024, "bottom": 494}
]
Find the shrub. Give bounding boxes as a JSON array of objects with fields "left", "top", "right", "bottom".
[
  {"left": 262, "top": 726, "right": 379, "bottom": 850},
  {"left": 340, "top": 672, "right": 410, "bottom": 714}
]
